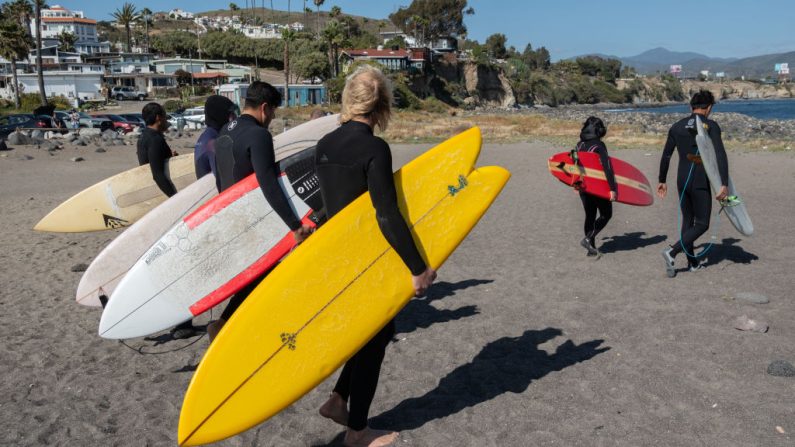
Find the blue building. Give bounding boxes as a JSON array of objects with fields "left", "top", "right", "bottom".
[{"left": 217, "top": 83, "right": 327, "bottom": 108}]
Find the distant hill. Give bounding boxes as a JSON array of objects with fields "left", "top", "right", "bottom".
[{"left": 574, "top": 47, "right": 793, "bottom": 79}]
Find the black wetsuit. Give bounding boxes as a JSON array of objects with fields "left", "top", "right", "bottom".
[
  {"left": 577, "top": 139, "right": 616, "bottom": 242},
  {"left": 659, "top": 113, "right": 728, "bottom": 265},
  {"left": 137, "top": 127, "right": 177, "bottom": 197},
  {"left": 315, "top": 120, "right": 427, "bottom": 431},
  {"left": 214, "top": 114, "right": 303, "bottom": 320}
]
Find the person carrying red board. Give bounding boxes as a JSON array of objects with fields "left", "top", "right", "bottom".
[{"left": 575, "top": 116, "right": 617, "bottom": 256}]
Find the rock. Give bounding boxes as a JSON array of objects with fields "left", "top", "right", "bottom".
[
  {"left": 0, "top": 140, "right": 8, "bottom": 151},
  {"left": 65, "top": 132, "right": 79, "bottom": 143},
  {"left": 733, "top": 315, "right": 768, "bottom": 333},
  {"left": 70, "top": 157, "right": 85, "bottom": 162},
  {"left": 80, "top": 128, "right": 101, "bottom": 136},
  {"left": 95, "top": 148, "right": 106, "bottom": 153},
  {"left": 18, "top": 154, "right": 33, "bottom": 160},
  {"left": 30, "top": 130, "right": 44, "bottom": 140},
  {"left": 767, "top": 360, "right": 795, "bottom": 377},
  {"left": 8, "top": 131, "right": 32, "bottom": 145},
  {"left": 735, "top": 292, "right": 769, "bottom": 304},
  {"left": 70, "top": 263, "right": 88, "bottom": 272},
  {"left": 75, "top": 137, "right": 88, "bottom": 147}
]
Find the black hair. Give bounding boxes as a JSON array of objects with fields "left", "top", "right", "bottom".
[
  {"left": 244, "top": 81, "right": 283, "bottom": 110},
  {"left": 690, "top": 90, "right": 715, "bottom": 109},
  {"left": 142, "top": 102, "right": 166, "bottom": 126},
  {"left": 579, "top": 116, "right": 607, "bottom": 141}
]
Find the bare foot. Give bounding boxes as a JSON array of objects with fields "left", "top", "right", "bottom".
[
  {"left": 206, "top": 318, "right": 226, "bottom": 342},
  {"left": 318, "top": 392, "right": 348, "bottom": 426},
  {"left": 343, "top": 427, "right": 399, "bottom": 447}
]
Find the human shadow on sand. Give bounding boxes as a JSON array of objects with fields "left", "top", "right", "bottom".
[
  {"left": 700, "top": 238, "right": 758, "bottom": 267},
  {"left": 369, "top": 328, "right": 609, "bottom": 431},
  {"left": 598, "top": 232, "right": 667, "bottom": 254},
  {"left": 395, "top": 279, "right": 493, "bottom": 336}
]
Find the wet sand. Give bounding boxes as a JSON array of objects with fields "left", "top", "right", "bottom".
[{"left": 0, "top": 137, "right": 793, "bottom": 446}]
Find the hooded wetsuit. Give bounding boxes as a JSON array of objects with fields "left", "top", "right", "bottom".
[
  {"left": 194, "top": 96, "right": 236, "bottom": 190},
  {"left": 315, "top": 120, "right": 427, "bottom": 431},
  {"left": 577, "top": 138, "right": 616, "bottom": 241},
  {"left": 137, "top": 127, "right": 177, "bottom": 197},
  {"left": 659, "top": 113, "right": 729, "bottom": 265}
]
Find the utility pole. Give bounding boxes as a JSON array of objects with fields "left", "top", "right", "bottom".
[
  {"left": 284, "top": 0, "right": 291, "bottom": 107},
  {"left": 189, "top": 49, "right": 195, "bottom": 96}
]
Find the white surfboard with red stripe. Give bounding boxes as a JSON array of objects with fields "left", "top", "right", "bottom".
[{"left": 98, "top": 148, "right": 323, "bottom": 339}]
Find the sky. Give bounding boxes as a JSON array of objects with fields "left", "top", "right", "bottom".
[{"left": 51, "top": 0, "right": 795, "bottom": 60}]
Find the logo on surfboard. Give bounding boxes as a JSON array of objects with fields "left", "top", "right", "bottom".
[{"left": 103, "top": 214, "right": 129, "bottom": 229}]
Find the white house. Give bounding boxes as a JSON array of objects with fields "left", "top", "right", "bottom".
[
  {"left": 170, "top": 9, "right": 195, "bottom": 20},
  {"left": 31, "top": 5, "right": 111, "bottom": 55},
  {"left": 1, "top": 71, "right": 103, "bottom": 102}
]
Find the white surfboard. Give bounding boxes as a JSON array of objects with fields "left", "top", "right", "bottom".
[
  {"left": 77, "top": 114, "right": 340, "bottom": 307},
  {"left": 98, "top": 147, "right": 321, "bottom": 339},
  {"left": 695, "top": 115, "right": 754, "bottom": 236}
]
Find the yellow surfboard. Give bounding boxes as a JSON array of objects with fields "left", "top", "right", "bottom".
[
  {"left": 34, "top": 154, "right": 197, "bottom": 232},
  {"left": 178, "top": 127, "right": 510, "bottom": 446}
]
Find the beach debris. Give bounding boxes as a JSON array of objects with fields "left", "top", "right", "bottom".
[
  {"left": 776, "top": 426, "right": 786, "bottom": 434},
  {"left": 95, "top": 148, "right": 106, "bottom": 153},
  {"left": 70, "top": 263, "right": 88, "bottom": 272},
  {"left": 733, "top": 315, "right": 768, "bottom": 333},
  {"left": 70, "top": 157, "right": 85, "bottom": 162},
  {"left": 734, "top": 292, "right": 769, "bottom": 304},
  {"left": 767, "top": 361, "right": 795, "bottom": 377}
]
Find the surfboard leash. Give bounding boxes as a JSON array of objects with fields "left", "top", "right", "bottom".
[
  {"left": 116, "top": 309, "right": 213, "bottom": 355},
  {"left": 676, "top": 153, "right": 721, "bottom": 259}
]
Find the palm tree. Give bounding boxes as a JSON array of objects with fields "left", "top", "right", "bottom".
[
  {"left": 57, "top": 31, "right": 76, "bottom": 52},
  {"left": 6, "top": 0, "right": 33, "bottom": 37},
  {"left": 322, "top": 20, "right": 344, "bottom": 77},
  {"left": 229, "top": 3, "right": 239, "bottom": 13},
  {"left": 139, "top": 7, "right": 152, "bottom": 53},
  {"left": 112, "top": 3, "right": 138, "bottom": 52},
  {"left": 0, "top": 15, "right": 32, "bottom": 108},
  {"left": 329, "top": 5, "right": 341, "bottom": 19},
  {"left": 34, "top": 0, "right": 47, "bottom": 106},
  {"left": 313, "top": 0, "right": 323, "bottom": 36},
  {"left": 283, "top": 0, "right": 291, "bottom": 107}
]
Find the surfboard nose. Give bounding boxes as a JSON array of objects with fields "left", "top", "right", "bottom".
[{"left": 98, "top": 291, "right": 193, "bottom": 339}]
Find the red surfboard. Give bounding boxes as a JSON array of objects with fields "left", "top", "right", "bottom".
[{"left": 548, "top": 151, "right": 653, "bottom": 206}]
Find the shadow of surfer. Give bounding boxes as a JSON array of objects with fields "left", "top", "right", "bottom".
[
  {"left": 598, "top": 232, "right": 668, "bottom": 254},
  {"left": 366, "top": 328, "right": 609, "bottom": 432},
  {"left": 700, "top": 237, "right": 758, "bottom": 267},
  {"left": 394, "top": 279, "right": 493, "bottom": 336},
  {"left": 144, "top": 323, "right": 208, "bottom": 346}
]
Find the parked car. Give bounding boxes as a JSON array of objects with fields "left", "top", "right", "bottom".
[
  {"left": 92, "top": 114, "right": 139, "bottom": 134},
  {"left": 111, "top": 86, "right": 148, "bottom": 101},
  {"left": 78, "top": 112, "right": 114, "bottom": 132},
  {"left": 0, "top": 114, "right": 50, "bottom": 139},
  {"left": 118, "top": 113, "right": 145, "bottom": 127},
  {"left": 167, "top": 113, "right": 186, "bottom": 130},
  {"left": 181, "top": 107, "right": 205, "bottom": 129}
]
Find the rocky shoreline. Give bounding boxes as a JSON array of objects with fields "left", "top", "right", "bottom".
[{"left": 466, "top": 105, "right": 795, "bottom": 144}]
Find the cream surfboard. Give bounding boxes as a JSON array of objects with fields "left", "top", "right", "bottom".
[
  {"left": 76, "top": 114, "right": 340, "bottom": 307},
  {"left": 177, "top": 127, "right": 511, "bottom": 446},
  {"left": 34, "top": 154, "right": 197, "bottom": 233},
  {"left": 695, "top": 115, "right": 753, "bottom": 236}
]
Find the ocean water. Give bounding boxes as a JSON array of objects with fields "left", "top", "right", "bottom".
[{"left": 609, "top": 98, "right": 795, "bottom": 120}]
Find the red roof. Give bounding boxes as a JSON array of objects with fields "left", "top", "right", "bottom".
[
  {"left": 192, "top": 72, "right": 228, "bottom": 79},
  {"left": 42, "top": 17, "right": 97, "bottom": 24},
  {"left": 344, "top": 49, "right": 409, "bottom": 59}
]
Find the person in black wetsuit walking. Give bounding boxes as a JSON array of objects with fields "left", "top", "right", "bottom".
[
  {"left": 205, "top": 81, "right": 314, "bottom": 341},
  {"left": 137, "top": 102, "right": 199, "bottom": 339},
  {"left": 314, "top": 65, "right": 437, "bottom": 447},
  {"left": 658, "top": 90, "right": 729, "bottom": 277},
  {"left": 575, "top": 116, "right": 617, "bottom": 256}
]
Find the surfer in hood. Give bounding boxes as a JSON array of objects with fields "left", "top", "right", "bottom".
[
  {"left": 194, "top": 95, "right": 238, "bottom": 191},
  {"left": 576, "top": 116, "right": 617, "bottom": 256},
  {"left": 658, "top": 90, "right": 729, "bottom": 277}
]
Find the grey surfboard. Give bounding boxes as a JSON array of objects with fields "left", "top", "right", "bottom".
[{"left": 695, "top": 115, "right": 754, "bottom": 236}]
